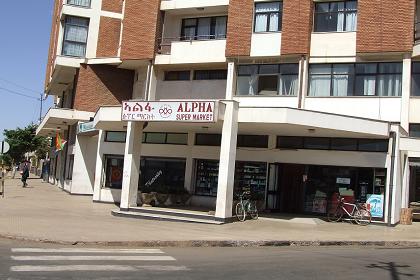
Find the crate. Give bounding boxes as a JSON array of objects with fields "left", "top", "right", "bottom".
[{"left": 400, "top": 208, "right": 413, "bottom": 225}]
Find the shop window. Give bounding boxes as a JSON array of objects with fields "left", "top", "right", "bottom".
[
  {"left": 68, "top": 124, "right": 77, "bottom": 145},
  {"left": 314, "top": 1, "right": 357, "bottom": 32},
  {"left": 409, "top": 124, "right": 420, "bottom": 138},
  {"left": 143, "top": 133, "right": 188, "bottom": 145},
  {"left": 234, "top": 162, "right": 267, "bottom": 202},
  {"left": 277, "top": 136, "right": 304, "bottom": 149},
  {"left": 309, "top": 63, "right": 402, "bottom": 97},
  {"left": 105, "top": 131, "right": 126, "bottom": 142},
  {"left": 104, "top": 155, "right": 124, "bottom": 189},
  {"left": 358, "top": 139, "right": 388, "bottom": 152},
  {"left": 237, "top": 64, "right": 299, "bottom": 96},
  {"left": 237, "top": 135, "right": 269, "bottom": 148},
  {"left": 195, "top": 159, "right": 219, "bottom": 196},
  {"left": 254, "top": 2, "right": 283, "bottom": 32},
  {"left": 330, "top": 138, "right": 357, "bottom": 151},
  {"left": 194, "top": 159, "right": 267, "bottom": 199},
  {"left": 193, "top": 70, "right": 228, "bottom": 80},
  {"left": 139, "top": 157, "right": 186, "bottom": 194},
  {"left": 304, "top": 137, "right": 331, "bottom": 150},
  {"left": 164, "top": 71, "right": 191, "bottom": 81},
  {"left": 195, "top": 134, "right": 222, "bottom": 146}
]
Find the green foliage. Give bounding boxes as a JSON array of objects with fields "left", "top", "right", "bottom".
[{"left": 3, "top": 124, "right": 50, "bottom": 165}]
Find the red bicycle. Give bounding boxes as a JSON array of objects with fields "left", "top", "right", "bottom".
[{"left": 327, "top": 195, "right": 372, "bottom": 226}]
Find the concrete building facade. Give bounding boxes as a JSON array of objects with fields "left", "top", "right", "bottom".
[{"left": 37, "top": 0, "right": 420, "bottom": 225}]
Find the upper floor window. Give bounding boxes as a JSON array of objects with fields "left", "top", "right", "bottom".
[
  {"left": 309, "top": 63, "right": 402, "bottom": 97},
  {"left": 181, "top": 16, "right": 227, "bottom": 40},
  {"left": 412, "top": 62, "right": 420, "bottom": 96},
  {"left": 409, "top": 124, "right": 420, "bottom": 138},
  {"left": 62, "top": 16, "right": 89, "bottom": 57},
  {"left": 237, "top": 64, "right": 299, "bottom": 96},
  {"left": 314, "top": 1, "right": 357, "bottom": 32},
  {"left": 67, "top": 0, "right": 91, "bottom": 8},
  {"left": 254, "top": 2, "right": 283, "bottom": 32}
]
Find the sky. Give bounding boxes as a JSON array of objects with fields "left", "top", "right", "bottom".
[{"left": 0, "top": 0, "right": 54, "bottom": 141}]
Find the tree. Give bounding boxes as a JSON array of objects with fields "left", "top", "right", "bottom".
[{"left": 3, "top": 124, "right": 50, "bottom": 166}]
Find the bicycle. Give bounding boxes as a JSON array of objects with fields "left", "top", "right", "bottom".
[
  {"left": 327, "top": 195, "right": 372, "bottom": 226},
  {"left": 235, "top": 191, "right": 258, "bottom": 222}
]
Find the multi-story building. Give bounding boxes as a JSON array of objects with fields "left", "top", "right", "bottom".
[{"left": 37, "top": 0, "right": 420, "bottom": 225}]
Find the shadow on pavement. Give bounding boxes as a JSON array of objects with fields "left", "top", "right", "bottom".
[{"left": 367, "top": 262, "right": 415, "bottom": 280}]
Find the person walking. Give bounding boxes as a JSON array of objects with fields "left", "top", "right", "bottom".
[{"left": 21, "top": 162, "right": 29, "bottom": 188}]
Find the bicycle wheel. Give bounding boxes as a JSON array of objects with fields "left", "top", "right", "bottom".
[
  {"left": 235, "top": 202, "right": 246, "bottom": 222},
  {"left": 327, "top": 206, "right": 343, "bottom": 222},
  {"left": 354, "top": 208, "right": 372, "bottom": 226},
  {"left": 248, "top": 201, "right": 258, "bottom": 220}
]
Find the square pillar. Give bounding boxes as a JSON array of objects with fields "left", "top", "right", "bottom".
[
  {"left": 225, "top": 61, "right": 236, "bottom": 100},
  {"left": 93, "top": 130, "right": 105, "bottom": 201},
  {"left": 215, "top": 101, "right": 239, "bottom": 221},
  {"left": 401, "top": 54, "right": 411, "bottom": 132},
  {"left": 120, "top": 121, "right": 143, "bottom": 210}
]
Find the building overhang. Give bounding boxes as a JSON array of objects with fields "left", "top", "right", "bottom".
[
  {"left": 238, "top": 107, "right": 390, "bottom": 138},
  {"left": 93, "top": 103, "right": 390, "bottom": 139},
  {"left": 36, "top": 108, "right": 95, "bottom": 137},
  {"left": 46, "top": 56, "right": 85, "bottom": 96}
]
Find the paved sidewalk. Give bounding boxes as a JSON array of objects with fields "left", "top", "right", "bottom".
[{"left": 1, "top": 177, "right": 420, "bottom": 246}]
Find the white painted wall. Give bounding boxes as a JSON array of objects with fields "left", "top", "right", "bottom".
[
  {"left": 156, "top": 80, "right": 227, "bottom": 100},
  {"left": 409, "top": 98, "right": 420, "bottom": 123},
  {"left": 310, "top": 32, "right": 356, "bottom": 59},
  {"left": 156, "top": 40, "right": 227, "bottom": 64},
  {"left": 304, "top": 97, "right": 402, "bottom": 122},
  {"left": 71, "top": 134, "right": 98, "bottom": 194},
  {"left": 250, "top": 33, "right": 282, "bottom": 57},
  {"left": 234, "top": 96, "right": 299, "bottom": 108}
]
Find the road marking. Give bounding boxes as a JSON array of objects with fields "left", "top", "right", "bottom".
[
  {"left": 11, "top": 248, "right": 164, "bottom": 254},
  {"left": 12, "top": 255, "right": 176, "bottom": 261},
  {"left": 10, "top": 265, "right": 189, "bottom": 272}
]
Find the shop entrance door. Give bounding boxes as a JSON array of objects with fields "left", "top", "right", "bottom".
[
  {"left": 266, "top": 163, "right": 306, "bottom": 213},
  {"left": 409, "top": 163, "right": 420, "bottom": 204}
]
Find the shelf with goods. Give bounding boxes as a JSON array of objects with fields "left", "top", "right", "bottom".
[
  {"left": 235, "top": 162, "right": 267, "bottom": 199},
  {"left": 195, "top": 160, "right": 219, "bottom": 197},
  {"left": 373, "top": 168, "right": 386, "bottom": 195}
]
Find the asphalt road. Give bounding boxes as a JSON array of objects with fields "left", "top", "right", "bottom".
[{"left": 1, "top": 238, "right": 420, "bottom": 280}]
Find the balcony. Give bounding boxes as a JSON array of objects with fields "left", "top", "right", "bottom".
[
  {"left": 36, "top": 108, "right": 94, "bottom": 137},
  {"left": 155, "top": 36, "right": 227, "bottom": 64}
]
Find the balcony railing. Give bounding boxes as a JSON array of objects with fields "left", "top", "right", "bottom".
[{"left": 157, "top": 35, "right": 227, "bottom": 55}]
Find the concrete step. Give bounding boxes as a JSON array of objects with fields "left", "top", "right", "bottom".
[
  {"left": 111, "top": 210, "right": 224, "bottom": 225},
  {"left": 128, "top": 206, "right": 215, "bottom": 221}
]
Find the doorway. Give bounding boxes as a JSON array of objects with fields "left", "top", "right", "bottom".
[{"left": 266, "top": 163, "right": 306, "bottom": 213}]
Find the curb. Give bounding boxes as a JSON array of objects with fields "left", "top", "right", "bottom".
[{"left": 1, "top": 234, "right": 420, "bottom": 248}]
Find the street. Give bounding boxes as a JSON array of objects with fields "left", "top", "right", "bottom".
[{"left": 0, "top": 238, "right": 419, "bottom": 280}]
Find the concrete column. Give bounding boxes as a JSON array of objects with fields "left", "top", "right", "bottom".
[
  {"left": 120, "top": 121, "right": 143, "bottom": 210},
  {"left": 147, "top": 64, "right": 158, "bottom": 101},
  {"left": 225, "top": 61, "right": 236, "bottom": 100},
  {"left": 215, "top": 101, "right": 239, "bottom": 221},
  {"left": 93, "top": 130, "right": 105, "bottom": 201},
  {"left": 184, "top": 132, "right": 195, "bottom": 193},
  {"left": 299, "top": 56, "right": 309, "bottom": 109},
  {"left": 401, "top": 54, "right": 411, "bottom": 133}
]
